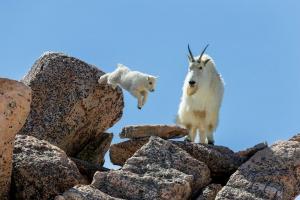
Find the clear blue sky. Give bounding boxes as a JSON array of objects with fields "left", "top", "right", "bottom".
[{"left": 1, "top": 1, "right": 300, "bottom": 171}]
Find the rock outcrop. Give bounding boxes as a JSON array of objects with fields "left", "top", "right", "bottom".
[
  {"left": 216, "top": 140, "right": 300, "bottom": 200},
  {"left": 0, "top": 78, "right": 31, "bottom": 200},
  {"left": 12, "top": 135, "right": 86, "bottom": 200},
  {"left": 111, "top": 138, "right": 244, "bottom": 183},
  {"left": 19, "top": 52, "right": 123, "bottom": 156},
  {"left": 173, "top": 141, "right": 243, "bottom": 181},
  {"left": 110, "top": 136, "right": 267, "bottom": 185},
  {"left": 119, "top": 125, "right": 188, "bottom": 139},
  {"left": 92, "top": 137, "right": 211, "bottom": 200}
]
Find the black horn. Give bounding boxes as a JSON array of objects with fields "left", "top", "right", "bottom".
[
  {"left": 198, "top": 44, "right": 209, "bottom": 62},
  {"left": 188, "top": 44, "right": 195, "bottom": 62}
]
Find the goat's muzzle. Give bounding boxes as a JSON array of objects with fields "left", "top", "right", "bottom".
[{"left": 186, "top": 84, "right": 198, "bottom": 96}]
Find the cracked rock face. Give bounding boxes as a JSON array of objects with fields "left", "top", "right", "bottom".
[
  {"left": 196, "top": 184, "right": 222, "bottom": 200},
  {"left": 12, "top": 135, "right": 86, "bottom": 200},
  {"left": 76, "top": 132, "right": 113, "bottom": 165},
  {"left": 216, "top": 140, "right": 300, "bottom": 200},
  {"left": 19, "top": 52, "right": 124, "bottom": 156},
  {"left": 92, "top": 137, "right": 211, "bottom": 200},
  {"left": 0, "top": 78, "right": 31, "bottom": 200},
  {"left": 110, "top": 138, "right": 244, "bottom": 183}
]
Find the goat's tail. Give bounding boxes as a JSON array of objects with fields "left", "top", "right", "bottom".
[{"left": 98, "top": 73, "right": 110, "bottom": 84}]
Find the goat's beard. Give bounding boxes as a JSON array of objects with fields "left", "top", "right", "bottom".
[{"left": 186, "top": 85, "right": 198, "bottom": 96}]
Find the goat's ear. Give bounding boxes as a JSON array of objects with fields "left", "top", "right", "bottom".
[{"left": 204, "top": 59, "right": 211, "bottom": 65}]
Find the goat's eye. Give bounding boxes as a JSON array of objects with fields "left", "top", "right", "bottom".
[{"left": 149, "top": 82, "right": 152, "bottom": 85}]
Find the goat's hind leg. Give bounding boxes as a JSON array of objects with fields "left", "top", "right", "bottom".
[
  {"left": 198, "top": 125, "right": 207, "bottom": 144},
  {"left": 206, "top": 123, "right": 215, "bottom": 145}
]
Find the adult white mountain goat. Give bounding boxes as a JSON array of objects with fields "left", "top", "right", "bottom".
[
  {"left": 98, "top": 64, "right": 157, "bottom": 109},
  {"left": 177, "top": 45, "right": 224, "bottom": 144}
]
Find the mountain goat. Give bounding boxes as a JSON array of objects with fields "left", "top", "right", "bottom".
[
  {"left": 177, "top": 45, "right": 224, "bottom": 144},
  {"left": 98, "top": 64, "right": 157, "bottom": 109}
]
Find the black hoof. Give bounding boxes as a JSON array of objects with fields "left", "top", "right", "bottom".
[
  {"left": 208, "top": 141, "right": 215, "bottom": 145},
  {"left": 184, "top": 137, "right": 192, "bottom": 142},
  {"left": 138, "top": 106, "right": 142, "bottom": 110}
]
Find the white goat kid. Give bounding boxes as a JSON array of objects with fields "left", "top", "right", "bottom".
[
  {"left": 177, "top": 45, "right": 224, "bottom": 144},
  {"left": 98, "top": 64, "right": 157, "bottom": 109}
]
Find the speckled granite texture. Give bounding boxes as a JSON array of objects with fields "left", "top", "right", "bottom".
[{"left": 19, "top": 52, "right": 124, "bottom": 156}]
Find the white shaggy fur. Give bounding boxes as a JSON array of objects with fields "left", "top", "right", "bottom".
[
  {"left": 177, "top": 47, "right": 224, "bottom": 144},
  {"left": 98, "top": 64, "right": 157, "bottom": 109}
]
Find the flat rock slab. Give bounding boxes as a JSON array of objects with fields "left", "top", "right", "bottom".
[
  {"left": 216, "top": 140, "right": 300, "bottom": 200},
  {"left": 57, "top": 185, "right": 124, "bottom": 200},
  {"left": 119, "top": 125, "right": 188, "bottom": 139},
  {"left": 12, "top": 135, "right": 86, "bottom": 200},
  {"left": 19, "top": 52, "right": 124, "bottom": 156},
  {"left": 0, "top": 78, "right": 31, "bottom": 200},
  {"left": 110, "top": 138, "right": 243, "bottom": 182},
  {"left": 94, "top": 137, "right": 211, "bottom": 200}
]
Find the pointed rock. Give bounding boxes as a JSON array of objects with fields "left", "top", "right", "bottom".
[
  {"left": 19, "top": 52, "right": 124, "bottom": 156},
  {"left": 216, "top": 140, "right": 300, "bottom": 200},
  {"left": 93, "top": 137, "right": 211, "bottom": 199}
]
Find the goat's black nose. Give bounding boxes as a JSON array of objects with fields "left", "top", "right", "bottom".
[{"left": 189, "top": 80, "right": 196, "bottom": 85}]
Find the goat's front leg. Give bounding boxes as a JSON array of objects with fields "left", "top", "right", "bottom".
[
  {"left": 131, "top": 90, "right": 143, "bottom": 109},
  {"left": 107, "top": 79, "right": 118, "bottom": 89},
  {"left": 187, "top": 127, "right": 197, "bottom": 142},
  {"left": 141, "top": 91, "right": 148, "bottom": 107}
]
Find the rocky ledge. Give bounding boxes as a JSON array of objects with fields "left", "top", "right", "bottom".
[{"left": 0, "top": 53, "right": 299, "bottom": 200}]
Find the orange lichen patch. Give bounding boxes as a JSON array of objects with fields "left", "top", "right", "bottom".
[
  {"left": 193, "top": 110, "right": 206, "bottom": 119},
  {"left": 186, "top": 85, "right": 198, "bottom": 96}
]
